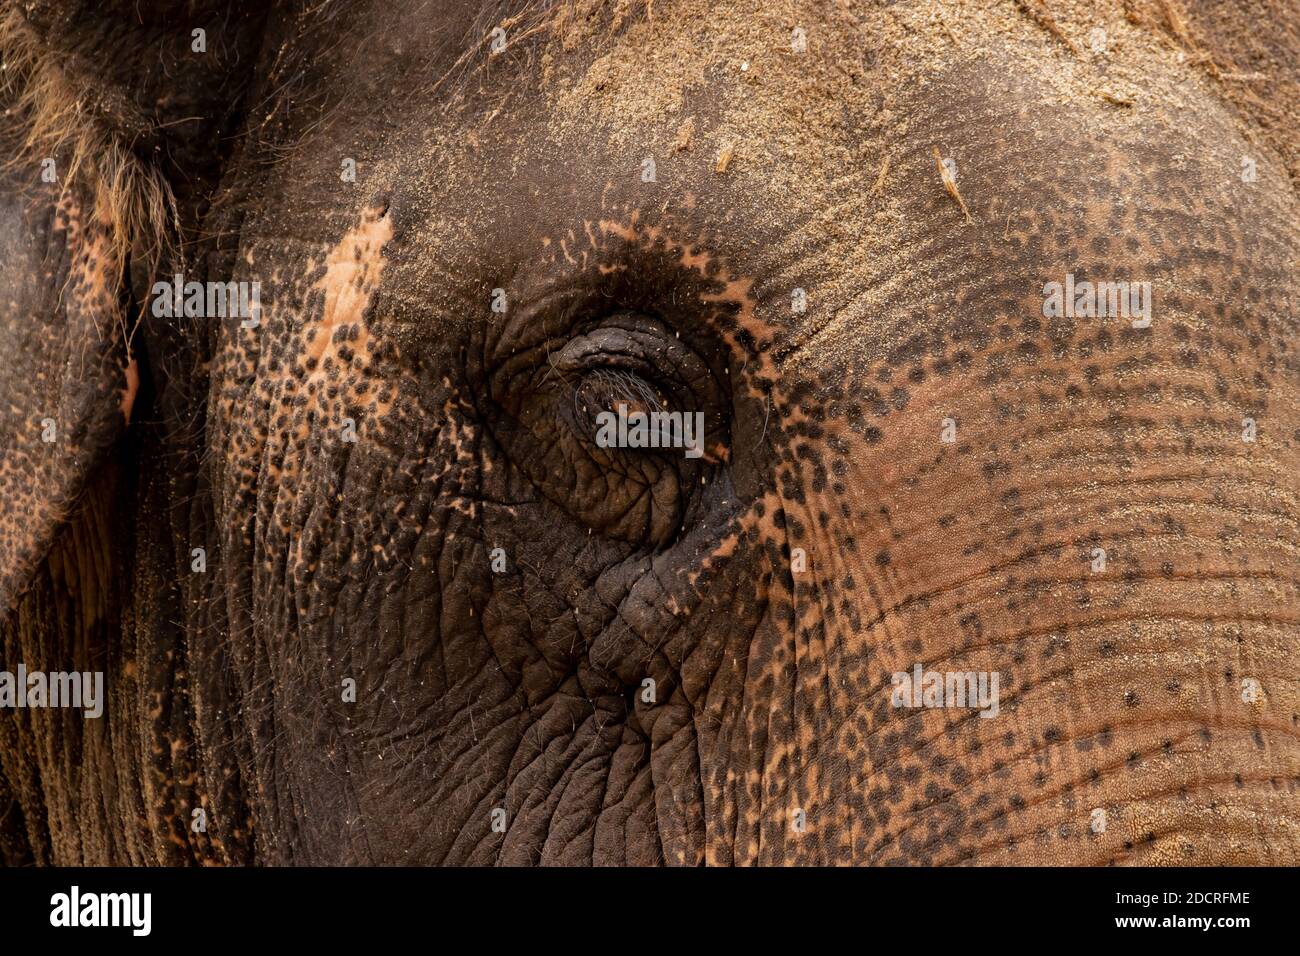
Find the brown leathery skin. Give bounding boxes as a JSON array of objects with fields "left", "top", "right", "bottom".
[
  {"left": 0, "top": 178, "right": 129, "bottom": 617},
  {"left": 1, "top": 0, "right": 1298, "bottom": 865}
]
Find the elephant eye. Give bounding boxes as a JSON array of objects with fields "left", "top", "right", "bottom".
[{"left": 486, "top": 313, "right": 730, "bottom": 547}]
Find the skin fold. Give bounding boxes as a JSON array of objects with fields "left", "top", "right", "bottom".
[{"left": 0, "top": 0, "right": 1297, "bottom": 865}]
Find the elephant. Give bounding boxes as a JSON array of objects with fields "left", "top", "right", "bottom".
[{"left": 0, "top": 0, "right": 1297, "bottom": 866}]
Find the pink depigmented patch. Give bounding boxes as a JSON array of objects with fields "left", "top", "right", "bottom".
[
  {"left": 308, "top": 206, "right": 394, "bottom": 359},
  {"left": 300, "top": 205, "right": 394, "bottom": 421}
]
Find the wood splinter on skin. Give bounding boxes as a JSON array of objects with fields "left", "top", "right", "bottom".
[
  {"left": 933, "top": 146, "right": 973, "bottom": 223},
  {"left": 872, "top": 155, "right": 890, "bottom": 193},
  {"left": 715, "top": 144, "right": 734, "bottom": 173},
  {"left": 1097, "top": 89, "right": 1134, "bottom": 107}
]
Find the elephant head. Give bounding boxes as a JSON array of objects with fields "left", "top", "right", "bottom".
[{"left": 1, "top": 0, "right": 1298, "bottom": 865}]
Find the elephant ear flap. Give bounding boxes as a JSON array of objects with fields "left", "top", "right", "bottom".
[
  {"left": 0, "top": 1, "right": 206, "bottom": 612},
  {"left": 0, "top": 0, "right": 272, "bottom": 612},
  {"left": 0, "top": 179, "right": 140, "bottom": 613}
]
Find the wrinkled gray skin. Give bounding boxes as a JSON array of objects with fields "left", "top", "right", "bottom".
[{"left": 1, "top": 0, "right": 1298, "bottom": 865}]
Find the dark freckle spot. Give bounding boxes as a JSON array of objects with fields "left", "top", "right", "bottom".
[
  {"left": 1044, "top": 726, "right": 1062, "bottom": 744},
  {"left": 1124, "top": 690, "right": 1138, "bottom": 707},
  {"left": 1128, "top": 751, "right": 1140, "bottom": 767},
  {"left": 863, "top": 426, "right": 882, "bottom": 443},
  {"left": 875, "top": 551, "right": 891, "bottom": 567}
]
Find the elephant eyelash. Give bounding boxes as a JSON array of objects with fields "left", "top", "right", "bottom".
[{"left": 572, "top": 367, "right": 672, "bottom": 421}]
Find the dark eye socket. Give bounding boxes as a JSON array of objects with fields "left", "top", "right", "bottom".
[
  {"left": 550, "top": 314, "right": 725, "bottom": 447},
  {"left": 487, "top": 313, "right": 697, "bottom": 416},
  {"left": 485, "top": 310, "right": 731, "bottom": 547}
]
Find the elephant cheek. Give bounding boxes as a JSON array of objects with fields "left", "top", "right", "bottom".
[{"left": 709, "top": 346, "right": 1299, "bottom": 865}]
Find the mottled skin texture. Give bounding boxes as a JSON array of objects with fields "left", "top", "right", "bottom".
[{"left": 1, "top": 0, "right": 1298, "bottom": 865}]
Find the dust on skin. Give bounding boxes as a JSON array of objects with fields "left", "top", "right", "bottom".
[
  {"left": 574, "top": 2, "right": 1289, "bottom": 863},
  {"left": 533, "top": 0, "right": 1291, "bottom": 373},
  {"left": 370, "top": 0, "right": 1297, "bottom": 863},
  {"left": 188, "top": 0, "right": 1300, "bottom": 863}
]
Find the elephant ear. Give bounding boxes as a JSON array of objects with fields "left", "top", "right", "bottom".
[
  {"left": 0, "top": 0, "right": 268, "bottom": 612},
  {"left": 0, "top": 171, "right": 139, "bottom": 612}
]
